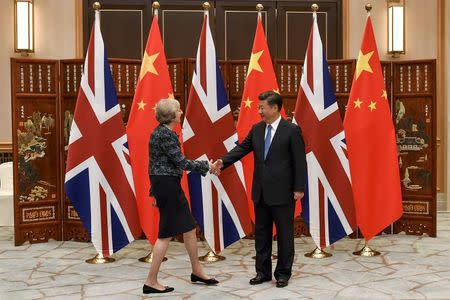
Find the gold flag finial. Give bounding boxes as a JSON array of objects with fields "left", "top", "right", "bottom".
[
  {"left": 256, "top": 4, "right": 264, "bottom": 12},
  {"left": 311, "top": 4, "right": 319, "bottom": 12},
  {"left": 152, "top": 1, "right": 160, "bottom": 10},
  {"left": 365, "top": 3, "right": 372, "bottom": 12},
  {"left": 203, "top": 2, "right": 210, "bottom": 10},
  {"left": 93, "top": 2, "right": 101, "bottom": 10}
]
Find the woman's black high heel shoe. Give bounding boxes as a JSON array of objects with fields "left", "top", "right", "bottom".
[
  {"left": 143, "top": 284, "right": 174, "bottom": 294},
  {"left": 190, "top": 273, "right": 219, "bottom": 285}
]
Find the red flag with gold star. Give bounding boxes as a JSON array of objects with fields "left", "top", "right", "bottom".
[
  {"left": 126, "top": 15, "right": 189, "bottom": 245},
  {"left": 343, "top": 16, "right": 402, "bottom": 241},
  {"left": 237, "top": 15, "right": 300, "bottom": 224}
]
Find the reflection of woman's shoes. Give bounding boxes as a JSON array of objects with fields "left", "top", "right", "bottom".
[
  {"left": 143, "top": 284, "right": 174, "bottom": 294},
  {"left": 191, "top": 273, "right": 219, "bottom": 285}
]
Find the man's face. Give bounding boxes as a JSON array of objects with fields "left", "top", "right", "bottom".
[{"left": 258, "top": 100, "right": 278, "bottom": 123}]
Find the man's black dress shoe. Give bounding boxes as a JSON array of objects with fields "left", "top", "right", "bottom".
[
  {"left": 143, "top": 284, "right": 174, "bottom": 294},
  {"left": 191, "top": 273, "right": 219, "bottom": 285},
  {"left": 249, "top": 274, "right": 272, "bottom": 285},
  {"left": 276, "top": 278, "right": 289, "bottom": 288}
]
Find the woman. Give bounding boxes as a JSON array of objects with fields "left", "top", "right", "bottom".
[{"left": 143, "top": 98, "right": 219, "bottom": 294}]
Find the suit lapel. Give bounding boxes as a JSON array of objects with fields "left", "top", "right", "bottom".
[{"left": 265, "top": 118, "right": 286, "bottom": 161}]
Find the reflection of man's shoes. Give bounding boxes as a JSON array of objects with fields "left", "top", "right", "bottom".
[
  {"left": 142, "top": 284, "right": 174, "bottom": 294},
  {"left": 249, "top": 274, "right": 271, "bottom": 285},
  {"left": 276, "top": 278, "right": 288, "bottom": 288},
  {"left": 191, "top": 273, "right": 219, "bottom": 285}
]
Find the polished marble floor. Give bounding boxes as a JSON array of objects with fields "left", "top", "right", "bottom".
[{"left": 1, "top": 213, "right": 450, "bottom": 299}]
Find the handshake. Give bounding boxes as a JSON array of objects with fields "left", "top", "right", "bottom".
[{"left": 208, "top": 159, "right": 224, "bottom": 176}]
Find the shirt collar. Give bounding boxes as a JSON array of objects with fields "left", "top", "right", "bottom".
[{"left": 266, "top": 115, "right": 282, "bottom": 132}]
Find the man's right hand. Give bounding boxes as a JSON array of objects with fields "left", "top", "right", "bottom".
[{"left": 209, "top": 159, "right": 223, "bottom": 176}]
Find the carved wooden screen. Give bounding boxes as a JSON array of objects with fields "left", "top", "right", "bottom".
[
  {"left": 11, "top": 59, "right": 62, "bottom": 245},
  {"left": 227, "top": 60, "right": 249, "bottom": 118},
  {"left": 12, "top": 58, "right": 437, "bottom": 245},
  {"left": 392, "top": 60, "right": 436, "bottom": 237},
  {"left": 167, "top": 59, "right": 187, "bottom": 112}
]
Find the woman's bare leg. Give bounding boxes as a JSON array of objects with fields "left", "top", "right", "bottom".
[
  {"left": 183, "top": 228, "right": 210, "bottom": 279},
  {"left": 145, "top": 237, "right": 171, "bottom": 289}
]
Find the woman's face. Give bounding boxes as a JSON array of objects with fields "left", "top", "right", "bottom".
[{"left": 173, "top": 105, "right": 183, "bottom": 124}]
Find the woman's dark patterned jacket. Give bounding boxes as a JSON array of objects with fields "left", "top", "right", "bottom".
[{"left": 149, "top": 124, "right": 209, "bottom": 178}]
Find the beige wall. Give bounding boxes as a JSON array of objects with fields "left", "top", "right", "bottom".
[
  {"left": 0, "top": 0, "right": 15, "bottom": 142},
  {"left": 0, "top": 0, "right": 76, "bottom": 142},
  {"left": 348, "top": 0, "right": 437, "bottom": 60}
]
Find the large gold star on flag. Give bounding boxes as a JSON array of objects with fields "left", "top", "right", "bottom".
[
  {"left": 139, "top": 51, "right": 160, "bottom": 80},
  {"left": 355, "top": 50, "right": 374, "bottom": 80},
  {"left": 247, "top": 50, "right": 264, "bottom": 77}
]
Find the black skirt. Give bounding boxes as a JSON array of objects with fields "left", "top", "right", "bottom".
[{"left": 150, "top": 175, "right": 196, "bottom": 238}]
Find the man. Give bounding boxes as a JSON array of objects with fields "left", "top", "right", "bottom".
[{"left": 213, "top": 91, "right": 306, "bottom": 288}]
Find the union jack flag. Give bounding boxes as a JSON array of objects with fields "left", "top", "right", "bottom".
[
  {"left": 183, "top": 12, "right": 252, "bottom": 254},
  {"left": 294, "top": 13, "right": 356, "bottom": 249},
  {"left": 64, "top": 11, "right": 141, "bottom": 257}
]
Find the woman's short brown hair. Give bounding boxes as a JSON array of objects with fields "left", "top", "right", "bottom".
[{"left": 155, "top": 98, "right": 180, "bottom": 124}]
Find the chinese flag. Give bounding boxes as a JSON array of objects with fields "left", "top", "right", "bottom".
[
  {"left": 343, "top": 16, "right": 402, "bottom": 241},
  {"left": 237, "top": 15, "right": 301, "bottom": 223},
  {"left": 127, "top": 16, "right": 190, "bottom": 245}
]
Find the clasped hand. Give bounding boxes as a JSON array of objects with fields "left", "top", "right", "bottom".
[{"left": 208, "top": 159, "right": 223, "bottom": 176}]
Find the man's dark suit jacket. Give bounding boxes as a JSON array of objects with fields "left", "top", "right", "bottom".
[{"left": 222, "top": 118, "right": 307, "bottom": 206}]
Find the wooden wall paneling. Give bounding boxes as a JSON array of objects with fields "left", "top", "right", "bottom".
[
  {"left": 381, "top": 61, "right": 393, "bottom": 113},
  {"left": 109, "top": 59, "right": 142, "bottom": 124},
  {"left": 11, "top": 59, "right": 62, "bottom": 245},
  {"left": 274, "top": 59, "right": 302, "bottom": 120},
  {"left": 167, "top": 58, "right": 187, "bottom": 112},
  {"left": 392, "top": 60, "right": 437, "bottom": 237},
  {"left": 215, "top": 1, "right": 277, "bottom": 60},
  {"left": 156, "top": 1, "right": 210, "bottom": 59},
  {"left": 227, "top": 60, "right": 249, "bottom": 118},
  {"left": 277, "top": 0, "right": 343, "bottom": 59},
  {"left": 84, "top": 0, "right": 151, "bottom": 59},
  {"left": 328, "top": 59, "right": 355, "bottom": 119}
]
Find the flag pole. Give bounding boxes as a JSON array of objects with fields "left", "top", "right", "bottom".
[
  {"left": 353, "top": 238, "right": 381, "bottom": 256},
  {"left": 196, "top": 1, "right": 227, "bottom": 263},
  {"left": 250, "top": 3, "right": 280, "bottom": 262},
  {"left": 199, "top": 250, "right": 225, "bottom": 263},
  {"left": 135, "top": 0, "right": 169, "bottom": 264},
  {"left": 305, "top": 247, "right": 332, "bottom": 259},
  {"left": 294, "top": 3, "right": 333, "bottom": 260},
  {"left": 84, "top": 2, "right": 116, "bottom": 265},
  {"left": 86, "top": 252, "right": 116, "bottom": 264},
  {"left": 351, "top": 3, "right": 381, "bottom": 258}
]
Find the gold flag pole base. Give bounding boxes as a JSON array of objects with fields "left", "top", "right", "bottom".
[
  {"left": 138, "top": 251, "right": 168, "bottom": 263},
  {"left": 304, "top": 247, "right": 332, "bottom": 259},
  {"left": 353, "top": 240, "right": 381, "bottom": 257},
  {"left": 199, "top": 251, "right": 225, "bottom": 263},
  {"left": 85, "top": 253, "right": 115, "bottom": 264}
]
